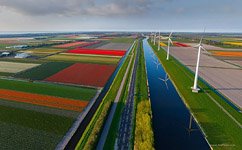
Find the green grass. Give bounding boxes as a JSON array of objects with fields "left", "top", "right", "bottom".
[
  {"left": 0, "top": 58, "right": 47, "bottom": 64},
  {"left": 148, "top": 39, "right": 242, "bottom": 150},
  {"left": 0, "top": 102, "right": 74, "bottom": 149},
  {"left": 0, "top": 72, "right": 14, "bottom": 76},
  {"left": 103, "top": 40, "right": 137, "bottom": 149},
  {"left": 110, "top": 37, "right": 135, "bottom": 43},
  {"left": 0, "top": 78, "right": 96, "bottom": 101},
  {"left": 75, "top": 41, "right": 137, "bottom": 150},
  {"left": 44, "top": 53, "right": 121, "bottom": 64},
  {"left": 14, "top": 62, "right": 73, "bottom": 80}
]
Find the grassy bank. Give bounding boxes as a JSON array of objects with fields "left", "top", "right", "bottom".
[
  {"left": 75, "top": 41, "right": 137, "bottom": 150},
  {"left": 134, "top": 41, "right": 154, "bottom": 150},
  {"left": 148, "top": 39, "right": 242, "bottom": 150}
]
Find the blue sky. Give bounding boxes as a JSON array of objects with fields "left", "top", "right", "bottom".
[{"left": 0, "top": 0, "right": 241, "bottom": 32}]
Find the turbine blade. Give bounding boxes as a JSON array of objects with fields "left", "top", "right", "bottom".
[
  {"left": 169, "top": 38, "right": 173, "bottom": 45},
  {"left": 169, "top": 32, "right": 173, "bottom": 38},
  {"left": 165, "top": 82, "right": 169, "bottom": 90}
]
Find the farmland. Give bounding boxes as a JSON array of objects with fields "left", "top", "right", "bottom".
[
  {"left": 45, "top": 53, "right": 121, "bottom": 64},
  {"left": 0, "top": 79, "right": 96, "bottom": 100},
  {"left": 96, "top": 42, "right": 132, "bottom": 50},
  {"left": 14, "top": 62, "right": 73, "bottom": 80},
  {"left": 0, "top": 89, "right": 88, "bottom": 112},
  {"left": 53, "top": 41, "right": 88, "bottom": 48},
  {"left": 67, "top": 48, "right": 126, "bottom": 56},
  {"left": 211, "top": 51, "right": 242, "bottom": 57},
  {"left": 0, "top": 32, "right": 135, "bottom": 149},
  {"left": 45, "top": 63, "right": 117, "bottom": 87},
  {"left": 0, "top": 61, "right": 40, "bottom": 73}
]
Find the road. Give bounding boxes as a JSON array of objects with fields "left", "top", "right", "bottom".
[
  {"left": 96, "top": 42, "right": 135, "bottom": 149},
  {"left": 116, "top": 40, "right": 140, "bottom": 150}
]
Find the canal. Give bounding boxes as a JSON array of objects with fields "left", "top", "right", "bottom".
[{"left": 143, "top": 38, "right": 210, "bottom": 150}]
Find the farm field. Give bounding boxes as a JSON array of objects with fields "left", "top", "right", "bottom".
[
  {"left": 223, "top": 42, "right": 242, "bottom": 46},
  {"left": 0, "top": 61, "right": 40, "bottom": 73},
  {"left": 96, "top": 42, "right": 131, "bottom": 50},
  {"left": 0, "top": 103, "right": 74, "bottom": 149},
  {"left": 21, "top": 48, "right": 64, "bottom": 55},
  {"left": 159, "top": 42, "right": 167, "bottom": 46},
  {"left": 53, "top": 41, "right": 88, "bottom": 48},
  {"left": 14, "top": 62, "right": 73, "bottom": 80},
  {"left": 0, "top": 89, "right": 88, "bottom": 112},
  {"left": 0, "top": 78, "right": 96, "bottom": 100},
  {"left": 173, "top": 42, "right": 190, "bottom": 47},
  {"left": 44, "top": 53, "right": 121, "bottom": 64},
  {"left": 45, "top": 63, "right": 116, "bottom": 87},
  {"left": 109, "top": 37, "right": 134, "bottom": 43},
  {"left": 211, "top": 51, "right": 242, "bottom": 57},
  {"left": 67, "top": 48, "right": 126, "bottom": 56}
]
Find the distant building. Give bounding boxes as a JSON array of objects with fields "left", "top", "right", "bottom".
[
  {"left": 6, "top": 45, "right": 28, "bottom": 49},
  {"left": 14, "top": 53, "right": 30, "bottom": 58},
  {"left": 0, "top": 51, "right": 11, "bottom": 57}
]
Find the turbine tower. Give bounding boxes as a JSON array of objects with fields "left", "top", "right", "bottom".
[
  {"left": 166, "top": 32, "right": 173, "bottom": 60},
  {"left": 191, "top": 29, "right": 206, "bottom": 93},
  {"left": 153, "top": 32, "right": 156, "bottom": 45},
  {"left": 158, "top": 31, "right": 161, "bottom": 51}
]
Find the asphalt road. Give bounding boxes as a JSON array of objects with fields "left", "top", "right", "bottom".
[{"left": 116, "top": 40, "right": 140, "bottom": 150}]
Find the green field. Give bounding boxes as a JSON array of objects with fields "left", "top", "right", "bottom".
[
  {"left": 110, "top": 37, "right": 135, "bottom": 43},
  {"left": 44, "top": 53, "right": 121, "bottom": 64},
  {"left": 0, "top": 100, "right": 74, "bottom": 149},
  {"left": 0, "top": 78, "right": 96, "bottom": 101},
  {"left": 148, "top": 39, "right": 242, "bottom": 150},
  {"left": 14, "top": 62, "right": 73, "bottom": 80}
]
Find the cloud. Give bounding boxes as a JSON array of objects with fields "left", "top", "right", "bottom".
[{"left": 0, "top": 0, "right": 166, "bottom": 17}]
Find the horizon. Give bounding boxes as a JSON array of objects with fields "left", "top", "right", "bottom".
[{"left": 0, "top": 0, "right": 242, "bottom": 32}]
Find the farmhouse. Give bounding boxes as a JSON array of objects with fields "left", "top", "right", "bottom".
[
  {"left": 14, "top": 53, "right": 30, "bottom": 58},
  {"left": 6, "top": 45, "right": 28, "bottom": 49}
]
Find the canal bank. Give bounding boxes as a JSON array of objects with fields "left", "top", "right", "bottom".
[{"left": 143, "top": 38, "right": 210, "bottom": 150}]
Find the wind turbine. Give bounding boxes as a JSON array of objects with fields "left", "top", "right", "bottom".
[
  {"left": 153, "top": 59, "right": 160, "bottom": 70},
  {"left": 159, "top": 73, "right": 169, "bottom": 89},
  {"left": 191, "top": 28, "right": 206, "bottom": 93},
  {"left": 166, "top": 32, "right": 173, "bottom": 60},
  {"left": 153, "top": 32, "right": 156, "bottom": 45},
  {"left": 158, "top": 31, "right": 161, "bottom": 51}
]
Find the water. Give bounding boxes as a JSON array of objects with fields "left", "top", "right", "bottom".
[{"left": 143, "top": 39, "right": 210, "bottom": 150}]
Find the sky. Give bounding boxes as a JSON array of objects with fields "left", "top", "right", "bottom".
[{"left": 0, "top": 0, "right": 241, "bottom": 32}]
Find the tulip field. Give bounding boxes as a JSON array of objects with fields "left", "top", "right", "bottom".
[
  {"left": 173, "top": 42, "right": 190, "bottom": 47},
  {"left": 223, "top": 41, "right": 242, "bottom": 46},
  {"left": 53, "top": 41, "right": 88, "bottom": 48},
  {"left": 67, "top": 48, "right": 126, "bottom": 56},
  {"left": 45, "top": 63, "right": 116, "bottom": 87},
  {"left": 159, "top": 42, "right": 167, "bottom": 46},
  {"left": 0, "top": 33, "right": 134, "bottom": 149}
]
